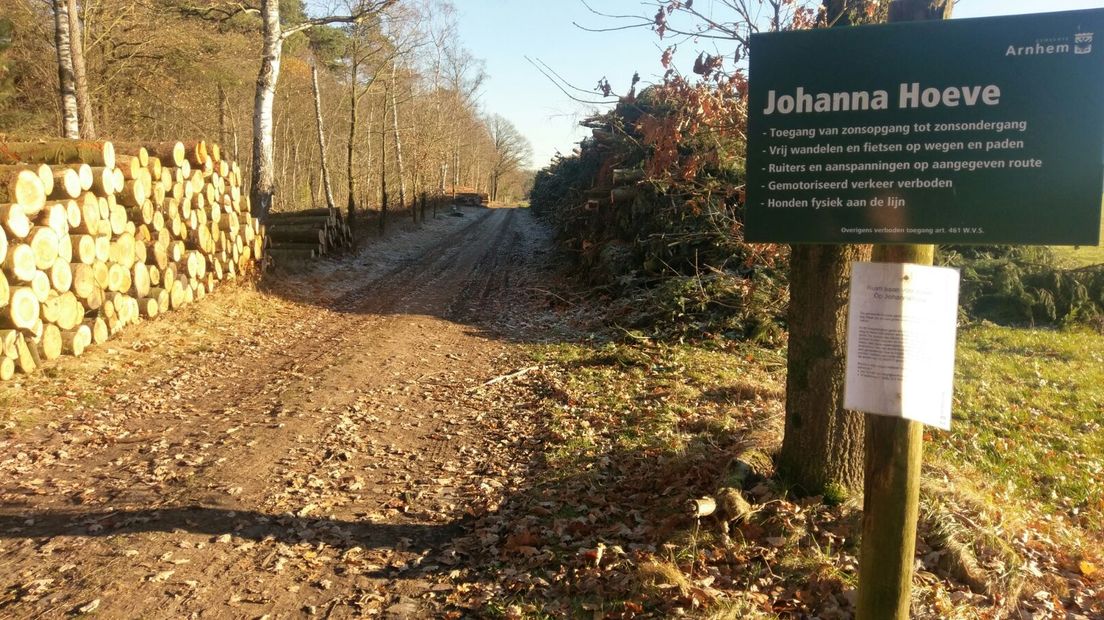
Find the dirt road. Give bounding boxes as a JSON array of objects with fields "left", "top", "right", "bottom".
[{"left": 0, "top": 207, "right": 553, "bottom": 618}]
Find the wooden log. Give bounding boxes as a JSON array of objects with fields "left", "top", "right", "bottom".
[
  {"left": 49, "top": 260, "right": 72, "bottom": 293},
  {"left": 64, "top": 199, "right": 81, "bottom": 230},
  {"left": 14, "top": 332, "right": 35, "bottom": 374},
  {"left": 150, "top": 180, "right": 166, "bottom": 206},
  {"left": 106, "top": 263, "right": 131, "bottom": 293},
  {"left": 134, "top": 238, "right": 147, "bottom": 265},
  {"left": 1, "top": 203, "right": 32, "bottom": 238},
  {"left": 148, "top": 287, "right": 169, "bottom": 312},
  {"left": 91, "top": 261, "right": 109, "bottom": 290},
  {"left": 149, "top": 238, "right": 169, "bottom": 270},
  {"left": 38, "top": 324, "right": 62, "bottom": 361},
  {"left": 30, "top": 270, "right": 51, "bottom": 301},
  {"left": 0, "top": 271, "right": 7, "bottom": 310},
  {"left": 73, "top": 193, "right": 99, "bottom": 233},
  {"left": 0, "top": 356, "right": 13, "bottom": 381},
  {"left": 108, "top": 203, "right": 127, "bottom": 236},
  {"left": 88, "top": 166, "right": 115, "bottom": 196},
  {"left": 61, "top": 324, "right": 92, "bottom": 357},
  {"left": 115, "top": 155, "right": 143, "bottom": 180},
  {"left": 57, "top": 292, "right": 82, "bottom": 331},
  {"left": 71, "top": 263, "right": 96, "bottom": 300},
  {"left": 68, "top": 163, "right": 93, "bottom": 191},
  {"left": 0, "top": 329, "right": 16, "bottom": 357},
  {"left": 0, "top": 169, "right": 47, "bottom": 213},
  {"left": 49, "top": 167, "right": 82, "bottom": 199},
  {"left": 131, "top": 262, "right": 150, "bottom": 298},
  {"left": 71, "top": 235, "right": 95, "bottom": 265},
  {"left": 162, "top": 263, "right": 176, "bottom": 286},
  {"left": 0, "top": 140, "right": 115, "bottom": 169},
  {"left": 5, "top": 244, "right": 36, "bottom": 282},
  {"left": 28, "top": 226, "right": 60, "bottom": 270},
  {"left": 118, "top": 178, "right": 149, "bottom": 207},
  {"left": 138, "top": 296, "right": 158, "bottom": 318},
  {"left": 169, "top": 278, "right": 186, "bottom": 310},
  {"left": 40, "top": 292, "right": 62, "bottom": 324},
  {"left": 86, "top": 317, "right": 108, "bottom": 345},
  {"left": 184, "top": 141, "right": 209, "bottom": 167},
  {"left": 81, "top": 284, "right": 101, "bottom": 314},
  {"left": 93, "top": 235, "right": 110, "bottom": 263},
  {"left": 0, "top": 226, "right": 6, "bottom": 265},
  {"left": 114, "top": 141, "right": 182, "bottom": 168},
  {"left": 268, "top": 226, "right": 325, "bottom": 244},
  {"left": 127, "top": 200, "right": 154, "bottom": 226},
  {"left": 0, "top": 164, "right": 54, "bottom": 197},
  {"left": 38, "top": 203, "right": 69, "bottom": 236},
  {"left": 2, "top": 287, "right": 39, "bottom": 330}
]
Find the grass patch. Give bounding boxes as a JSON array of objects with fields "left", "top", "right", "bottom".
[{"left": 931, "top": 324, "right": 1104, "bottom": 544}]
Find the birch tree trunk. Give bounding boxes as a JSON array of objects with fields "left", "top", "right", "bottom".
[
  {"left": 311, "top": 64, "right": 336, "bottom": 211},
  {"left": 51, "top": 0, "right": 80, "bottom": 139},
  {"left": 389, "top": 63, "right": 407, "bottom": 212},
  {"left": 66, "top": 0, "right": 95, "bottom": 139},
  {"left": 250, "top": 0, "right": 282, "bottom": 220}
]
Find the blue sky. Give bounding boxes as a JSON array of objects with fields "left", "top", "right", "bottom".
[{"left": 454, "top": 0, "right": 1104, "bottom": 168}]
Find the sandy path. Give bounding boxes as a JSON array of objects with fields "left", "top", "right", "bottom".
[{"left": 0, "top": 206, "right": 550, "bottom": 619}]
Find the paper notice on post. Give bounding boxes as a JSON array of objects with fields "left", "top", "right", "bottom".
[{"left": 844, "top": 262, "right": 960, "bottom": 430}]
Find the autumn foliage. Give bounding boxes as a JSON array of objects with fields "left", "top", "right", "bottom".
[{"left": 530, "top": 78, "right": 788, "bottom": 343}]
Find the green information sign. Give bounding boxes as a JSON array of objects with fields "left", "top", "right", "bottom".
[{"left": 745, "top": 9, "right": 1104, "bottom": 245}]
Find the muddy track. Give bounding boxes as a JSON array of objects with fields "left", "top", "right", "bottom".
[{"left": 0, "top": 207, "right": 545, "bottom": 619}]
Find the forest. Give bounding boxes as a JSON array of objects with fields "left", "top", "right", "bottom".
[{"left": 0, "top": 0, "right": 534, "bottom": 217}]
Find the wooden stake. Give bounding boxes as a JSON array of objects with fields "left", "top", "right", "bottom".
[{"left": 857, "top": 244, "right": 933, "bottom": 620}]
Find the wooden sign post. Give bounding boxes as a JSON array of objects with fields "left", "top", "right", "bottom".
[{"left": 856, "top": 244, "right": 932, "bottom": 618}]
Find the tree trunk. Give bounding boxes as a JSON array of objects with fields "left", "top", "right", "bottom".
[
  {"left": 346, "top": 46, "right": 359, "bottom": 223},
  {"left": 389, "top": 63, "right": 407, "bottom": 213},
  {"left": 250, "top": 0, "right": 281, "bottom": 221},
  {"left": 409, "top": 121, "right": 421, "bottom": 223},
  {"left": 65, "top": 0, "right": 95, "bottom": 139},
  {"left": 311, "top": 64, "right": 336, "bottom": 211},
  {"left": 219, "top": 84, "right": 230, "bottom": 151},
  {"left": 51, "top": 0, "right": 79, "bottom": 139},
  {"left": 379, "top": 88, "right": 388, "bottom": 235},
  {"left": 777, "top": 0, "right": 893, "bottom": 498},
  {"left": 364, "top": 106, "right": 374, "bottom": 209},
  {"left": 779, "top": 244, "right": 871, "bottom": 496}
]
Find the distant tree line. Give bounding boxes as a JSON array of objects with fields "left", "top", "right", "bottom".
[{"left": 0, "top": 0, "right": 534, "bottom": 222}]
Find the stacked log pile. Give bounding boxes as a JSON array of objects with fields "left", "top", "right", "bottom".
[
  {"left": 0, "top": 139, "right": 266, "bottom": 381},
  {"left": 267, "top": 207, "right": 352, "bottom": 263}
]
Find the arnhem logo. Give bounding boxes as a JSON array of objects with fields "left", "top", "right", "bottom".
[{"left": 1006, "top": 33, "right": 1093, "bottom": 56}]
